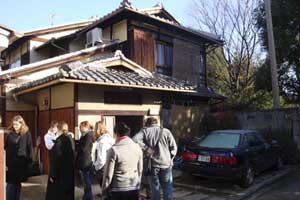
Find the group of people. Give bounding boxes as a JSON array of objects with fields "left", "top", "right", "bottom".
[{"left": 4, "top": 115, "right": 177, "bottom": 200}]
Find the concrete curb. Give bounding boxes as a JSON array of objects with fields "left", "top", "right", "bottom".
[
  {"left": 173, "top": 167, "right": 293, "bottom": 199},
  {"left": 234, "top": 168, "right": 293, "bottom": 200}
]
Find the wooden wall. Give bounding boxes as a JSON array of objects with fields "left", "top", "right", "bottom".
[
  {"left": 38, "top": 111, "right": 50, "bottom": 173},
  {"left": 38, "top": 108, "right": 74, "bottom": 174},
  {"left": 130, "top": 29, "right": 155, "bottom": 72},
  {"left": 50, "top": 108, "right": 75, "bottom": 132}
]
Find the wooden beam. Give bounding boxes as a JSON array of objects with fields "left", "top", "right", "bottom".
[{"left": 78, "top": 109, "right": 148, "bottom": 116}]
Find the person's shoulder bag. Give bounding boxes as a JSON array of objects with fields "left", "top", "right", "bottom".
[{"left": 144, "top": 127, "right": 163, "bottom": 176}]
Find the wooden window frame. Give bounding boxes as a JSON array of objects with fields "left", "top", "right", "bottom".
[{"left": 155, "top": 41, "right": 173, "bottom": 76}]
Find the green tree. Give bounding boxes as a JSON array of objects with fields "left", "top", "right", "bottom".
[
  {"left": 255, "top": 0, "right": 300, "bottom": 104},
  {"left": 190, "top": 0, "right": 274, "bottom": 110}
]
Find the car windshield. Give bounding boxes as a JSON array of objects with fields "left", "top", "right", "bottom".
[{"left": 197, "top": 132, "right": 241, "bottom": 149}]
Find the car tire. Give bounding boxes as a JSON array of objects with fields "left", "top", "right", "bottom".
[
  {"left": 274, "top": 156, "right": 283, "bottom": 170},
  {"left": 240, "top": 165, "right": 255, "bottom": 188}
]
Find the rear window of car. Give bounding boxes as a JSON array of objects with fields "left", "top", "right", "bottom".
[{"left": 197, "top": 132, "right": 241, "bottom": 149}]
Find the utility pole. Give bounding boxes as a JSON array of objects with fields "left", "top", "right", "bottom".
[{"left": 265, "top": 0, "right": 280, "bottom": 109}]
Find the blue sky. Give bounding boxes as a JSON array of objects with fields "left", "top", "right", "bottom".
[{"left": 0, "top": 0, "right": 194, "bottom": 31}]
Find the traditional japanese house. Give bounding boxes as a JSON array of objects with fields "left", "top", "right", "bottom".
[{"left": 0, "top": 0, "right": 224, "bottom": 172}]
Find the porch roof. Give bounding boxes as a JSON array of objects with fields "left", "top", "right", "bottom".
[{"left": 11, "top": 51, "right": 223, "bottom": 99}]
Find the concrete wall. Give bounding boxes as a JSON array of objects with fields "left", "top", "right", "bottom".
[
  {"left": 173, "top": 38, "right": 204, "bottom": 85},
  {"left": 214, "top": 109, "right": 300, "bottom": 150}
]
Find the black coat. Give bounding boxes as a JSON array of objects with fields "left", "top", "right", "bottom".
[
  {"left": 46, "top": 134, "right": 75, "bottom": 200},
  {"left": 76, "top": 131, "right": 93, "bottom": 171},
  {"left": 4, "top": 131, "right": 33, "bottom": 183}
]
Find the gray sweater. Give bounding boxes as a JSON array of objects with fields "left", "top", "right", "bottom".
[
  {"left": 133, "top": 125, "right": 177, "bottom": 169},
  {"left": 102, "top": 137, "right": 143, "bottom": 193}
]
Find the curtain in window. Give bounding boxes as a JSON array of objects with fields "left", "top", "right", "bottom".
[{"left": 156, "top": 43, "right": 165, "bottom": 66}]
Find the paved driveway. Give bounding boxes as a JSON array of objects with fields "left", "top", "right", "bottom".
[
  {"left": 248, "top": 168, "right": 300, "bottom": 200},
  {"left": 20, "top": 167, "right": 291, "bottom": 200}
]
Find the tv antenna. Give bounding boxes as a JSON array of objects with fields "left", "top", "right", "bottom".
[{"left": 49, "top": 14, "right": 56, "bottom": 26}]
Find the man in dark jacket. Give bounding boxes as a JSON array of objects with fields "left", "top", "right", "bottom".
[
  {"left": 77, "top": 121, "right": 94, "bottom": 200},
  {"left": 133, "top": 117, "right": 177, "bottom": 200}
]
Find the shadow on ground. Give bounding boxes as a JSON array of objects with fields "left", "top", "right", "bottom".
[{"left": 21, "top": 175, "right": 85, "bottom": 200}]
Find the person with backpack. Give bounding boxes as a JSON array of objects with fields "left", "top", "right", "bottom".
[{"left": 133, "top": 117, "right": 177, "bottom": 200}]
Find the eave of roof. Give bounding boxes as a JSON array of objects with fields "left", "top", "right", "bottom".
[
  {"left": 22, "top": 19, "right": 96, "bottom": 37},
  {"left": 76, "top": 5, "right": 223, "bottom": 45},
  {"left": 0, "top": 40, "right": 119, "bottom": 80}
]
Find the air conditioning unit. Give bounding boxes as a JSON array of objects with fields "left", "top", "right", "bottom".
[{"left": 86, "top": 28, "right": 103, "bottom": 47}]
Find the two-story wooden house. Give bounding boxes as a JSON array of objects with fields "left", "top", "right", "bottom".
[{"left": 0, "top": 0, "right": 224, "bottom": 172}]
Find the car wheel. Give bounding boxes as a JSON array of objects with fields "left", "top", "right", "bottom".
[
  {"left": 240, "top": 165, "right": 255, "bottom": 188},
  {"left": 274, "top": 157, "right": 283, "bottom": 170}
]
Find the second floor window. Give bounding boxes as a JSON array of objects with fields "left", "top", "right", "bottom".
[
  {"left": 10, "top": 59, "right": 21, "bottom": 69},
  {"left": 156, "top": 41, "right": 173, "bottom": 76}
]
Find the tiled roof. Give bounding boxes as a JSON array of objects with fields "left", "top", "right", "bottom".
[
  {"left": 13, "top": 65, "right": 196, "bottom": 93},
  {"left": 12, "top": 56, "right": 220, "bottom": 98},
  {"left": 12, "top": 52, "right": 224, "bottom": 99}
]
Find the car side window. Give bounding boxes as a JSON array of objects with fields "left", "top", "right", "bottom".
[
  {"left": 245, "top": 133, "right": 263, "bottom": 147},
  {"left": 255, "top": 132, "right": 266, "bottom": 144}
]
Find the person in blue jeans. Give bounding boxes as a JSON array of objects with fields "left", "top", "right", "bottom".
[
  {"left": 133, "top": 117, "right": 177, "bottom": 200},
  {"left": 77, "top": 121, "right": 94, "bottom": 200}
]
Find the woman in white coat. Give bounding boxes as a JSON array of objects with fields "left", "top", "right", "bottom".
[{"left": 93, "top": 121, "right": 115, "bottom": 195}]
